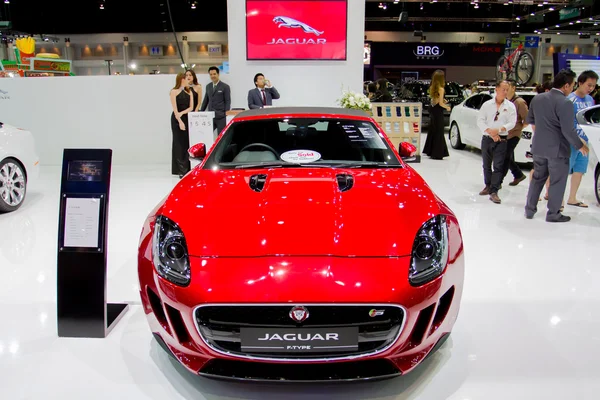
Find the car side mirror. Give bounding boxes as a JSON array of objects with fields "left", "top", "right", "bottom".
[
  {"left": 398, "top": 142, "right": 417, "bottom": 159},
  {"left": 188, "top": 143, "right": 206, "bottom": 160}
]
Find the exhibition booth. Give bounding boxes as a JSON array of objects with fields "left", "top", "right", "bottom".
[
  {"left": 1, "top": 0, "right": 365, "bottom": 166},
  {"left": 2, "top": 0, "right": 600, "bottom": 396}
]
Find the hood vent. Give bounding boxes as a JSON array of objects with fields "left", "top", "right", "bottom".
[
  {"left": 249, "top": 174, "right": 268, "bottom": 192},
  {"left": 336, "top": 173, "right": 354, "bottom": 192}
]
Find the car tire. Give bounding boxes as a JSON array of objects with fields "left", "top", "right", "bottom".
[
  {"left": 0, "top": 158, "right": 27, "bottom": 213},
  {"left": 595, "top": 164, "right": 600, "bottom": 206},
  {"left": 449, "top": 123, "right": 466, "bottom": 150}
]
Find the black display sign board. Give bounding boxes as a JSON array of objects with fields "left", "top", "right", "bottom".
[
  {"left": 371, "top": 42, "right": 504, "bottom": 67},
  {"left": 56, "top": 149, "right": 128, "bottom": 338}
]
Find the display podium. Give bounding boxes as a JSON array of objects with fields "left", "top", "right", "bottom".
[
  {"left": 188, "top": 112, "right": 215, "bottom": 168},
  {"left": 371, "top": 102, "right": 423, "bottom": 163},
  {"left": 56, "top": 149, "right": 128, "bottom": 338}
]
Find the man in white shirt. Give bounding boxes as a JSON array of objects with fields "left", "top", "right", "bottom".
[{"left": 476, "top": 81, "right": 517, "bottom": 204}]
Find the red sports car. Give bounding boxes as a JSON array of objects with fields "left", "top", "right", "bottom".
[{"left": 138, "top": 107, "right": 464, "bottom": 382}]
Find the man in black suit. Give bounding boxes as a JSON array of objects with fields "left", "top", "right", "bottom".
[
  {"left": 200, "top": 66, "right": 231, "bottom": 135},
  {"left": 248, "top": 73, "right": 280, "bottom": 109}
]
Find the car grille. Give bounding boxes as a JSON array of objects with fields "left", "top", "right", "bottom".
[{"left": 194, "top": 304, "right": 405, "bottom": 360}]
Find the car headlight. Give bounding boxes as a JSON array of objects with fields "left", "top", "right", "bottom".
[
  {"left": 152, "top": 215, "right": 190, "bottom": 286},
  {"left": 409, "top": 215, "right": 448, "bottom": 286}
]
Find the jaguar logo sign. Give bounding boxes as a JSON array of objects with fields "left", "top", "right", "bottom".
[
  {"left": 246, "top": 0, "right": 347, "bottom": 60},
  {"left": 0, "top": 89, "right": 9, "bottom": 100},
  {"left": 413, "top": 45, "right": 445, "bottom": 60},
  {"left": 268, "top": 16, "right": 326, "bottom": 45},
  {"left": 273, "top": 16, "right": 324, "bottom": 36}
]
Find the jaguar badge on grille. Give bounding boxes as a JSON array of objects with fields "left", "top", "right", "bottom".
[{"left": 289, "top": 306, "right": 309, "bottom": 322}]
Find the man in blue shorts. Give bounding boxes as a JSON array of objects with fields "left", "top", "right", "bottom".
[{"left": 566, "top": 70, "right": 598, "bottom": 208}]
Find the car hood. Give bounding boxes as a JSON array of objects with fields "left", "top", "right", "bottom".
[{"left": 160, "top": 167, "right": 444, "bottom": 257}]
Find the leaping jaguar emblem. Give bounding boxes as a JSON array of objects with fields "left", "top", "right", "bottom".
[
  {"left": 273, "top": 16, "right": 324, "bottom": 36},
  {"left": 0, "top": 90, "right": 7, "bottom": 95}
]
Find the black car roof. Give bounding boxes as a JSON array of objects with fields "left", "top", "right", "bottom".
[{"left": 233, "top": 107, "right": 371, "bottom": 119}]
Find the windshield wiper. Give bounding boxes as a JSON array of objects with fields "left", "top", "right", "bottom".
[
  {"left": 330, "top": 162, "right": 404, "bottom": 169},
  {"left": 233, "top": 162, "right": 403, "bottom": 170},
  {"left": 235, "top": 162, "right": 288, "bottom": 169}
]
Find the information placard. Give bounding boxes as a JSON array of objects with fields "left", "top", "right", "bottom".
[
  {"left": 188, "top": 112, "right": 215, "bottom": 168},
  {"left": 64, "top": 197, "right": 101, "bottom": 248}
]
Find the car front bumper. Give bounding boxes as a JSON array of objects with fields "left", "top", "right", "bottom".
[{"left": 137, "top": 218, "right": 464, "bottom": 381}]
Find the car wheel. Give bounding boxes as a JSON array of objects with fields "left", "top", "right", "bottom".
[
  {"left": 449, "top": 123, "right": 466, "bottom": 150},
  {"left": 595, "top": 164, "right": 600, "bottom": 206},
  {"left": 0, "top": 158, "right": 27, "bottom": 213}
]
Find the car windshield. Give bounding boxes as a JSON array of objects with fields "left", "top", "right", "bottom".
[{"left": 203, "top": 117, "right": 402, "bottom": 170}]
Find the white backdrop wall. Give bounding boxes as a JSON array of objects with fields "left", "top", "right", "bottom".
[
  {"left": 226, "top": 0, "right": 366, "bottom": 109},
  {"left": 0, "top": 74, "right": 213, "bottom": 165}
]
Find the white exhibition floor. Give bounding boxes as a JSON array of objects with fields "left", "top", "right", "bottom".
[{"left": 1, "top": 140, "right": 600, "bottom": 400}]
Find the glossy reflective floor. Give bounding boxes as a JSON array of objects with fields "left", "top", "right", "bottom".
[{"left": 1, "top": 142, "right": 599, "bottom": 400}]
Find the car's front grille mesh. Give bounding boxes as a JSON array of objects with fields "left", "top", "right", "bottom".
[{"left": 195, "top": 305, "right": 405, "bottom": 359}]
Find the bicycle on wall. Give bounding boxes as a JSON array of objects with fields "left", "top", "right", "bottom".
[{"left": 496, "top": 40, "right": 535, "bottom": 86}]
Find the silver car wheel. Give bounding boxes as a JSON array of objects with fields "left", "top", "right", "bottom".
[
  {"left": 0, "top": 162, "right": 26, "bottom": 207},
  {"left": 450, "top": 125, "right": 459, "bottom": 147}
]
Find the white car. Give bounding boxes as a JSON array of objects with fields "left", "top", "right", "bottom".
[
  {"left": 0, "top": 122, "right": 40, "bottom": 212},
  {"left": 577, "top": 105, "right": 600, "bottom": 205},
  {"left": 449, "top": 92, "right": 536, "bottom": 164}
]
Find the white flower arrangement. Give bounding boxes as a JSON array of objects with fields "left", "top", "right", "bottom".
[{"left": 337, "top": 89, "right": 372, "bottom": 112}]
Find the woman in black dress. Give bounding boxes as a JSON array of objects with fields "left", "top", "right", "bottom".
[
  {"left": 185, "top": 69, "right": 202, "bottom": 111},
  {"left": 170, "top": 72, "right": 194, "bottom": 178},
  {"left": 423, "top": 70, "right": 451, "bottom": 160}
]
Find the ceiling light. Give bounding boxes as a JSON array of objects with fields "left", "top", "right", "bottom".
[
  {"left": 420, "top": 3, "right": 423, "bottom": 10},
  {"left": 382, "top": 4, "right": 387, "bottom": 10},
  {"left": 378, "top": 2, "right": 383, "bottom": 8},
  {"left": 544, "top": 28, "right": 548, "bottom": 31},
  {"left": 549, "top": 7, "right": 554, "bottom": 11},
  {"left": 556, "top": 25, "right": 559, "bottom": 27},
  {"left": 129, "top": 63, "right": 137, "bottom": 70},
  {"left": 595, "top": 23, "right": 599, "bottom": 26},
  {"left": 531, "top": 13, "right": 535, "bottom": 16},
  {"left": 516, "top": 17, "right": 521, "bottom": 21},
  {"left": 576, "top": 20, "right": 581, "bottom": 23},
  {"left": 557, "top": 32, "right": 560, "bottom": 35},
  {"left": 569, "top": 22, "right": 574, "bottom": 25},
  {"left": 578, "top": 32, "right": 581, "bottom": 35},
  {"left": 4, "top": 0, "right": 9, "bottom": 4},
  {"left": 504, "top": 2, "right": 508, "bottom": 5},
  {"left": 474, "top": 4, "right": 479, "bottom": 9},
  {"left": 538, "top": 4, "right": 543, "bottom": 7},
  {"left": 432, "top": 0, "right": 438, "bottom": 3},
  {"left": 543, "top": 1, "right": 548, "bottom": 4}
]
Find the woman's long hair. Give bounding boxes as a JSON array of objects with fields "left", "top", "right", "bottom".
[
  {"left": 429, "top": 70, "right": 445, "bottom": 101},
  {"left": 173, "top": 72, "right": 190, "bottom": 93},
  {"left": 185, "top": 69, "right": 199, "bottom": 85}
]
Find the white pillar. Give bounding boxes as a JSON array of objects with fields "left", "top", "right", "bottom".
[
  {"left": 182, "top": 36, "right": 189, "bottom": 67},
  {"left": 123, "top": 38, "right": 130, "bottom": 74},
  {"left": 7, "top": 43, "right": 16, "bottom": 62}
]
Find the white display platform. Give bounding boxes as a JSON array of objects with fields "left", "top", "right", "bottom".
[{"left": 188, "top": 111, "right": 215, "bottom": 168}]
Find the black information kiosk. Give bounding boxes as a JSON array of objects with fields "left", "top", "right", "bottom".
[{"left": 57, "top": 149, "right": 128, "bottom": 338}]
